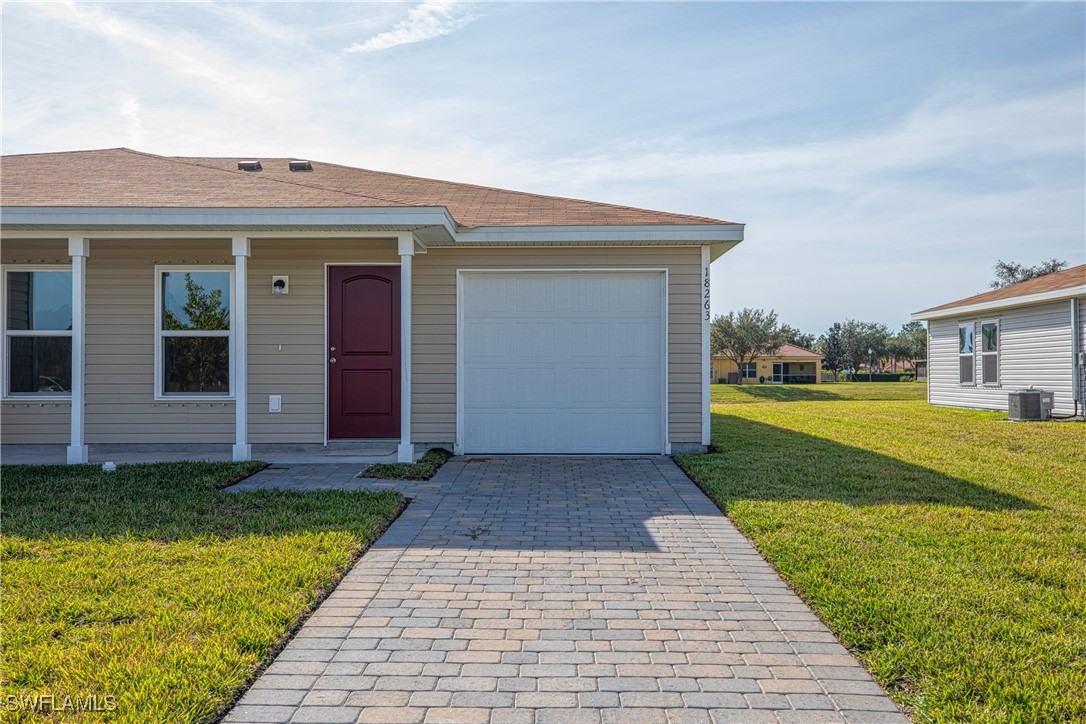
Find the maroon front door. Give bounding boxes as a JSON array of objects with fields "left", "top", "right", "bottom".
[{"left": 328, "top": 266, "right": 400, "bottom": 438}]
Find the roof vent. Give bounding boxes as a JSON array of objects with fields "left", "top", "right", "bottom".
[
  {"left": 289, "top": 160, "right": 312, "bottom": 172},
  {"left": 237, "top": 160, "right": 262, "bottom": 172}
]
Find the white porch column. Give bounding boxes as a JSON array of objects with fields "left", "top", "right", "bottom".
[
  {"left": 397, "top": 234, "right": 415, "bottom": 462},
  {"left": 232, "top": 237, "right": 251, "bottom": 462},
  {"left": 67, "top": 237, "right": 89, "bottom": 464},
  {"left": 701, "top": 246, "right": 712, "bottom": 448}
]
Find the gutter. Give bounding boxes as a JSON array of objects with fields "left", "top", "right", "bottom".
[{"left": 0, "top": 207, "right": 745, "bottom": 248}]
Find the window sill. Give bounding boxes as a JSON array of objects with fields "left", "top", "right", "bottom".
[
  {"left": 3, "top": 396, "right": 72, "bottom": 402},
  {"left": 153, "top": 396, "right": 235, "bottom": 402}
]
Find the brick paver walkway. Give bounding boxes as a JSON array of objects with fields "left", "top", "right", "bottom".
[{"left": 225, "top": 457, "right": 905, "bottom": 724}]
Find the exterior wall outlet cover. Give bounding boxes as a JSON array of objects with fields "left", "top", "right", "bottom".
[{"left": 269, "top": 395, "right": 282, "bottom": 413}]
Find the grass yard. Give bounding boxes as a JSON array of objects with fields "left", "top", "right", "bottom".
[
  {"left": 677, "top": 382, "right": 1086, "bottom": 722},
  {"left": 1, "top": 462, "right": 404, "bottom": 723},
  {"left": 363, "top": 447, "right": 453, "bottom": 480}
]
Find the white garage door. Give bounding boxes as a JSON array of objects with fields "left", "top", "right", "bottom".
[{"left": 460, "top": 271, "right": 665, "bottom": 453}]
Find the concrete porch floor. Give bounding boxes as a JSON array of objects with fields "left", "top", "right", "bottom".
[{"left": 0, "top": 444, "right": 424, "bottom": 466}]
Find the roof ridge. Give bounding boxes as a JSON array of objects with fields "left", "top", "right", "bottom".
[
  {"left": 146, "top": 152, "right": 414, "bottom": 208},
  {"left": 0, "top": 146, "right": 132, "bottom": 159}
]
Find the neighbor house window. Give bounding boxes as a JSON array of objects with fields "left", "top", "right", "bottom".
[
  {"left": 4, "top": 269, "right": 73, "bottom": 395},
  {"left": 155, "top": 268, "right": 233, "bottom": 397},
  {"left": 741, "top": 362, "right": 757, "bottom": 379},
  {"left": 981, "top": 320, "right": 999, "bottom": 385},
  {"left": 958, "top": 323, "right": 974, "bottom": 385}
]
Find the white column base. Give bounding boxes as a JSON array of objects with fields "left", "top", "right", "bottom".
[
  {"left": 232, "top": 444, "right": 252, "bottom": 462},
  {"left": 67, "top": 445, "right": 89, "bottom": 464},
  {"left": 397, "top": 443, "right": 414, "bottom": 463}
]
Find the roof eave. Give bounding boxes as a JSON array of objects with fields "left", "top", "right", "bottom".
[
  {"left": 912, "top": 285, "right": 1086, "bottom": 321},
  {"left": 448, "top": 223, "right": 744, "bottom": 246},
  {"left": 1, "top": 207, "right": 745, "bottom": 248}
]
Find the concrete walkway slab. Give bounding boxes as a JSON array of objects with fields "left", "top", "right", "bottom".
[{"left": 225, "top": 456, "right": 906, "bottom": 724}]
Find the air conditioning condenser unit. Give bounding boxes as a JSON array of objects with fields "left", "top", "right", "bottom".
[{"left": 1008, "top": 388, "right": 1054, "bottom": 421}]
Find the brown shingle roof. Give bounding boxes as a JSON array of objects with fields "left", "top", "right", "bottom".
[
  {"left": 0, "top": 148, "right": 735, "bottom": 229},
  {"left": 916, "top": 264, "right": 1086, "bottom": 314}
]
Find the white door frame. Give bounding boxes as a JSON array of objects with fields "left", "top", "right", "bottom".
[
  {"left": 772, "top": 361, "right": 784, "bottom": 384},
  {"left": 455, "top": 268, "right": 670, "bottom": 455},
  {"left": 322, "top": 262, "right": 402, "bottom": 446}
]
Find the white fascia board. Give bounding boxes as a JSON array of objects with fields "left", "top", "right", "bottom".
[
  {"left": 452, "top": 223, "right": 744, "bottom": 245},
  {"left": 0, "top": 206, "right": 457, "bottom": 238},
  {"left": 912, "top": 285, "right": 1086, "bottom": 321},
  {"left": 1, "top": 207, "right": 746, "bottom": 248}
]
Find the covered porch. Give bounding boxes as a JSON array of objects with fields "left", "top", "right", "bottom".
[{"left": 1, "top": 229, "right": 429, "bottom": 464}]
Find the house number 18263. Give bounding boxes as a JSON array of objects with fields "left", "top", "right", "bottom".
[{"left": 703, "top": 265, "right": 711, "bottom": 321}]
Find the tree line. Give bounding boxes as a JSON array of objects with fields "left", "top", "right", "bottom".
[
  {"left": 711, "top": 309, "right": 926, "bottom": 382},
  {"left": 710, "top": 258, "right": 1069, "bottom": 382}
]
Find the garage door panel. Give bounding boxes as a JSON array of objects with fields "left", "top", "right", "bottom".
[
  {"left": 516, "top": 276, "right": 556, "bottom": 312},
  {"left": 570, "top": 368, "right": 610, "bottom": 402},
  {"left": 512, "top": 322, "right": 555, "bottom": 357},
  {"left": 461, "top": 271, "right": 664, "bottom": 454}
]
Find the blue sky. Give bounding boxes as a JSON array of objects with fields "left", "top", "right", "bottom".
[{"left": 3, "top": 1, "right": 1083, "bottom": 334}]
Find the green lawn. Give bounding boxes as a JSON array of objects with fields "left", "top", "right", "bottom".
[
  {"left": 1, "top": 462, "right": 404, "bottom": 723},
  {"left": 677, "top": 383, "right": 1086, "bottom": 722},
  {"left": 363, "top": 447, "right": 453, "bottom": 480}
]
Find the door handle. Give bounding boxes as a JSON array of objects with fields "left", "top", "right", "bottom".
[{"left": 329, "top": 357, "right": 336, "bottom": 365}]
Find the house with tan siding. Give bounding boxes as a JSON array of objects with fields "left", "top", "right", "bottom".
[
  {"left": 912, "top": 264, "right": 1086, "bottom": 417},
  {"left": 0, "top": 148, "right": 744, "bottom": 462},
  {"left": 711, "top": 343, "right": 823, "bottom": 384}
]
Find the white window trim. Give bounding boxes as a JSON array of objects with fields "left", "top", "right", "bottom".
[
  {"left": 958, "top": 322, "right": 975, "bottom": 386},
  {"left": 980, "top": 318, "right": 1000, "bottom": 387},
  {"left": 1, "top": 264, "right": 74, "bottom": 399},
  {"left": 741, "top": 362, "right": 757, "bottom": 379},
  {"left": 153, "top": 265, "right": 235, "bottom": 401}
]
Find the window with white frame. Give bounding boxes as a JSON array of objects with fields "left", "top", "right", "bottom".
[
  {"left": 4, "top": 268, "right": 73, "bottom": 395},
  {"left": 741, "top": 362, "right": 757, "bottom": 379},
  {"left": 981, "top": 320, "right": 999, "bottom": 385},
  {"left": 156, "top": 268, "right": 232, "bottom": 396},
  {"left": 958, "top": 323, "right": 974, "bottom": 385}
]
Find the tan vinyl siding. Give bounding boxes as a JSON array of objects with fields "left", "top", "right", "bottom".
[
  {"left": 1, "top": 239, "right": 72, "bottom": 443},
  {"left": 248, "top": 238, "right": 399, "bottom": 443},
  {"left": 928, "top": 299, "right": 1079, "bottom": 415},
  {"left": 85, "top": 240, "right": 235, "bottom": 443},
  {"left": 411, "top": 246, "right": 703, "bottom": 445},
  {"left": 3, "top": 238, "right": 705, "bottom": 447}
]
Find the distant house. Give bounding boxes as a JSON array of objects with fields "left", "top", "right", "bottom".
[
  {"left": 712, "top": 343, "right": 823, "bottom": 384},
  {"left": 912, "top": 264, "right": 1085, "bottom": 416}
]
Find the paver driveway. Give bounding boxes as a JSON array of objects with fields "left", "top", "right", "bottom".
[{"left": 226, "top": 457, "right": 905, "bottom": 724}]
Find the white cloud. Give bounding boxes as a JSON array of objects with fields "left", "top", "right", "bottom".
[
  {"left": 26, "top": 1, "right": 299, "bottom": 109},
  {"left": 345, "top": 1, "right": 477, "bottom": 53},
  {"left": 116, "top": 91, "right": 144, "bottom": 148},
  {"left": 203, "top": 2, "right": 301, "bottom": 44}
]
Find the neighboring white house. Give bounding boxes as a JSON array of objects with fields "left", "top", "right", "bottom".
[{"left": 912, "top": 264, "right": 1085, "bottom": 416}]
